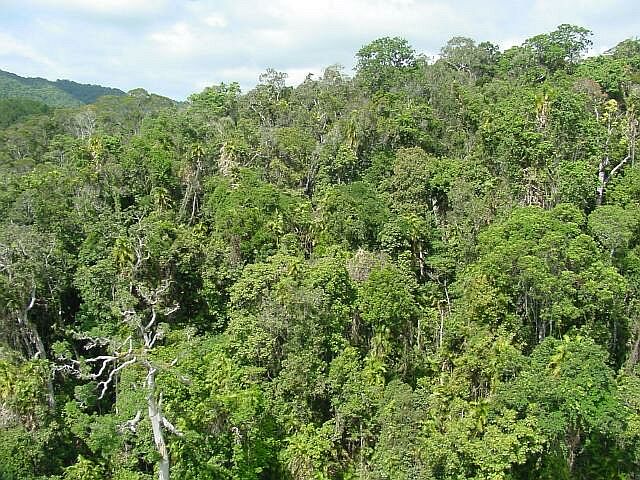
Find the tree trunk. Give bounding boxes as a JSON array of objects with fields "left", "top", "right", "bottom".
[
  {"left": 567, "top": 428, "right": 581, "bottom": 473},
  {"left": 146, "top": 366, "right": 170, "bottom": 480},
  {"left": 596, "top": 156, "right": 607, "bottom": 205},
  {"left": 417, "top": 241, "right": 425, "bottom": 280},
  {"left": 627, "top": 323, "right": 640, "bottom": 370},
  {"left": 20, "top": 294, "right": 56, "bottom": 409},
  {"left": 597, "top": 154, "right": 631, "bottom": 206}
]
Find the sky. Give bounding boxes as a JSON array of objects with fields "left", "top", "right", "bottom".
[{"left": 0, "top": 0, "right": 638, "bottom": 100}]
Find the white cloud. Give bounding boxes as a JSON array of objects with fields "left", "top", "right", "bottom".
[
  {"left": 256, "top": 0, "right": 458, "bottom": 38},
  {"left": 148, "top": 22, "right": 201, "bottom": 56},
  {"left": 499, "top": 37, "right": 523, "bottom": 51},
  {"left": 34, "top": 17, "right": 66, "bottom": 34},
  {"left": 0, "top": 32, "right": 60, "bottom": 70},
  {"left": 284, "top": 67, "right": 324, "bottom": 86},
  {"left": 28, "top": 0, "right": 167, "bottom": 16},
  {"left": 251, "top": 28, "right": 292, "bottom": 48},
  {"left": 217, "top": 66, "right": 264, "bottom": 86},
  {"left": 203, "top": 14, "right": 228, "bottom": 28},
  {"left": 532, "top": 0, "right": 615, "bottom": 18}
]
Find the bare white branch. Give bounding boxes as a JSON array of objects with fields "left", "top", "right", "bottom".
[
  {"left": 148, "top": 330, "right": 163, "bottom": 349},
  {"left": 609, "top": 154, "right": 632, "bottom": 179},
  {"left": 53, "top": 360, "right": 82, "bottom": 377},
  {"left": 162, "top": 416, "right": 184, "bottom": 437},
  {"left": 145, "top": 308, "right": 158, "bottom": 331},
  {"left": 73, "top": 332, "right": 111, "bottom": 350},
  {"left": 231, "top": 426, "right": 242, "bottom": 444},
  {"left": 121, "top": 410, "right": 142, "bottom": 433},
  {"left": 26, "top": 291, "right": 36, "bottom": 312},
  {"left": 97, "top": 356, "right": 137, "bottom": 399},
  {"left": 86, "top": 355, "right": 118, "bottom": 379}
]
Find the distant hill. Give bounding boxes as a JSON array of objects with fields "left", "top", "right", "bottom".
[{"left": 0, "top": 69, "right": 125, "bottom": 107}]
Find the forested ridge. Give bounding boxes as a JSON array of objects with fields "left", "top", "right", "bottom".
[
  {"left": 1, "top": 24, "right": 640, "bottom": 479},
  {"left": 0, "top": 69, "right": 125, "bottom": 108}
]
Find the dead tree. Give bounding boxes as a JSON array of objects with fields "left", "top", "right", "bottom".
[
  {"left": 596, "top": 99, "right": 638, "bottom": 205},
  {"left": 75, "top": 279, "right": 182, "bottom": 480}
]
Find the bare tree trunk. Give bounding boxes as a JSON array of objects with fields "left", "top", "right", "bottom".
[
  {"left": 438, "top": 304, "right": 445, "bottom": 349},
  {"left": 595, "top": 104, "right": 636, "bottom": 205},
  {"left": 567, "top": 428, "right": 581, "bottom": 473},
  {"left": 597, "top": 157, "right": 607, "bottom": 205},
  {"left": 417, "top": 241, "right": 425, "bottom": 280},
  {"left": 627, "top": 321, "right": 640, "bottom": 370},
  {"left": 597, "top": 154, "right": 631, "bottom": 205},
  {"left": 146, "top": 366, "right": 170, "bottom": 480},
  {"left": 23, "top": 319, "right": 56, "bottom": 409},
  {"left": 19, "top": 294, "right": 56, "bottom": 409}
]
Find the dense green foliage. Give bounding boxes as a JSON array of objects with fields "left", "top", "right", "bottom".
[
  {"left": 0, "top": 98, "right": 51, "bottom": 129},
  {"left": 2, "top": 25, "right": 640, "bottom": 479},
  {"left": 0, "top": 69, "right": 124, "bottom": 107}
]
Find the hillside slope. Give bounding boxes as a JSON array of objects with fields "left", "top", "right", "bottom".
[{"left": 0, "top": 69, "right": 125, "bottom": 107}]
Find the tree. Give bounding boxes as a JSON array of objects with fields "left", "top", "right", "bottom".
[
  {"left": 524, "top": 24, "right": 593, "bottom": 73},
  {"left": 500, "top": 336, "right": 627, "bottom": 478},
  {"left": 440, "top": 36, "right": 500, "bottom": 83},
  {"left": 594, "top": 97, "right": 638, "bottom": 205},
  {"left": 243, "top": 69, "right": 291, "bottom": 127},
  {"left": 459, "top": 204, "right": 628, "bottom": 358},
  {"left": 355, "top": 37, "right": 416, "bottom": 92},
  {"left": 316, "top": 182, "right": 389, "bottom": 251},
  {"left": 0, "top": 225, "right": 66, "bottom": 408}
]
